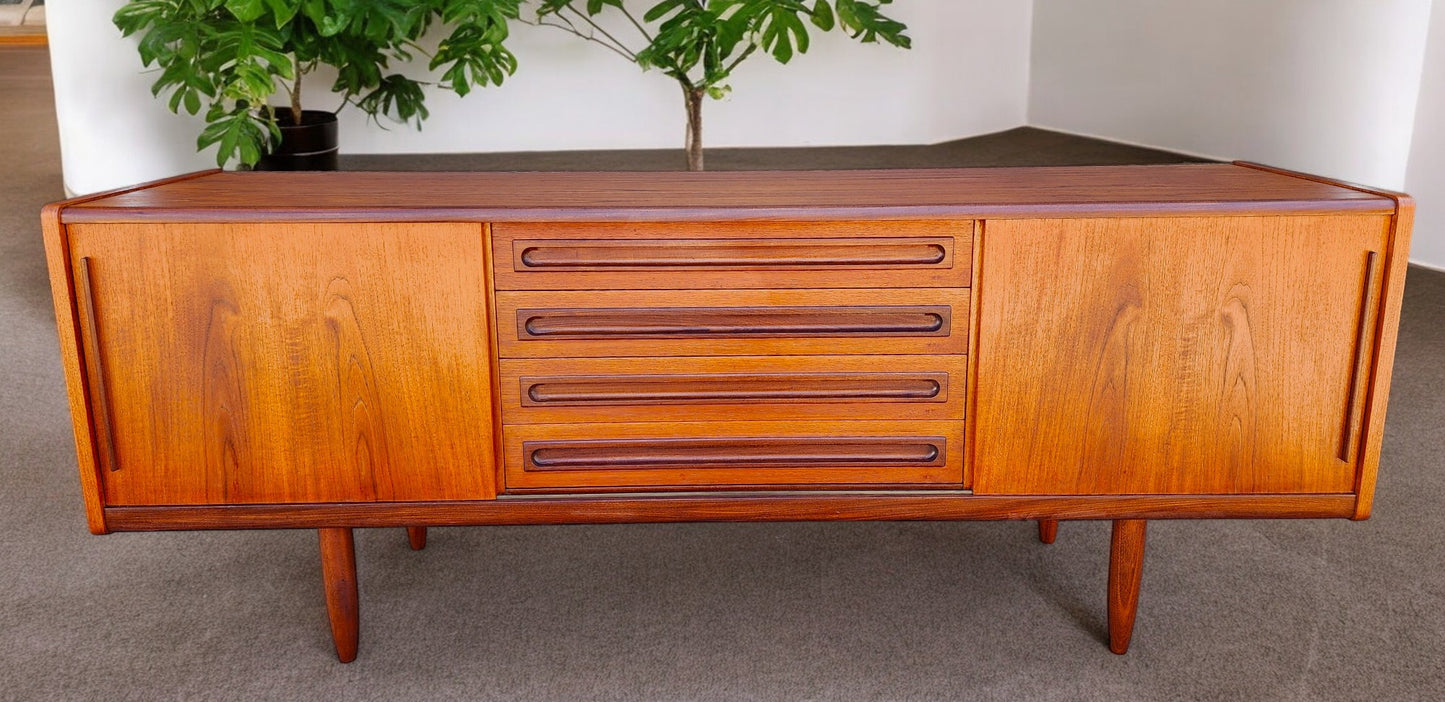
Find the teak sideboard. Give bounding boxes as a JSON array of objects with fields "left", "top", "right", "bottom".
[{"left": 41, "top": 164, "right": 1413, "bottom": 661}]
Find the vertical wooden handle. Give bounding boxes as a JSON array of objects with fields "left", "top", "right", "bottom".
[
  {"left": 75, "top": 257, "right": 120, "bottom": 473},
  {"left": 1339, "top": 251, "right": 1379, "bottom": 463}
]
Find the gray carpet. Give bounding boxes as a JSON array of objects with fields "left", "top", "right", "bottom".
[{"left": 3, "top": 45, "right": 1443, "bottom": 701}]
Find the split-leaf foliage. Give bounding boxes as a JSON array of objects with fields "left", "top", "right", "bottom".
[
  {"left": 113, "top": 0, "right": 522, "bottom": 167},
  {"left": 530, "top": 0, "right": 910, "bottom": 169},
  {"left": 114, "top": 0, "right": 909, "bottom": 170}
]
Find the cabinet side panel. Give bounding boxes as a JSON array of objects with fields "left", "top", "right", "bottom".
[
  {"left": 41, "top": 205, "right": 107, "bottom": 532},
  {"left": 67, "top": 222, "right": 496, "bottom": 505},
  {"left": 973, "top": 215, "right": 1389, "bottom": 495},
  {"left": 1354, "top": 197, "right": 1414, "bottom": 518}
]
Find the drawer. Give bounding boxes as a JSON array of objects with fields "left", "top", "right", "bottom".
[
  {"left": 499, "top": 355, "right": 967, "bottom": 424},
  {"left": 495, "top": 288, "right": 970, "bottom": 358},
  {"left": 491, "top": 220, "right": 973, "bottom": 290},
  {"left": 502, "top": 420, "right": 966, "bottom": 491}
]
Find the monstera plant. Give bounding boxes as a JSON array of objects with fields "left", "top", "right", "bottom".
[
  {"left": 113, "top": 0, "right": 522, "bottom": 167},
  {"left": 528, "top": 0, "right": 910, "bottom": 170}
]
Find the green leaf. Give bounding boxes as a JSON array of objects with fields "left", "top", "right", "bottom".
[
  {"left": 586, "top": 0, "right": 623, "bottom": 16},
  {"left": 265, "top": 0, "right": 300, "bottom": 27},
  {"left": 834, "top": 0, "right": 910, "bottom": 47},
  {"left": 643, "top": 0, "right": 686, "bottom": 23},
  {"left": 224, "top": 0, "right": 267, "bottom": 23},
  {"left": 810, "top": 0, "right": 834, "bottom": 31},
  {"left": 113, "top": 0, "right": 524, "bottom": 167},
  {"left": 302, "top": 0, "right": 327, "bottom": 27}
]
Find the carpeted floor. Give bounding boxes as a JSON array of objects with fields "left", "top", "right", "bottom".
[{"left": 3, "top": 45, "right": 1443, "bottom": 701}]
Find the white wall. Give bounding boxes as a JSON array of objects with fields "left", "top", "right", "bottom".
[
  {"left": 46, "top": 1, "right": 216, "bottom": 194},
  {"left": 1029, "top": 0, "right": 1433, "bottom": 192},
  {"left": 1405, "top": 3, "right": 1445, "bottom": 270},
  {"left": 49, "top": 1, "right": 1033, "bottom": 195}
]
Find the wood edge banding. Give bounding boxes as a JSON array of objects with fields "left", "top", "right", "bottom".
[
  {"left": 53, "top": 169, "right": 223, "bottom": 221},
  {"left": 963, "top": 220, "right": 985, "bottom": 489},
  {"left": 481, "top": 223, "right": 505, "bottom": 499},
  {"left": 58, "top": 199, "right": 1397, "bottom": 225},
  {"left": 101, "top": 494, "right": 1357, "bottom": 531}
]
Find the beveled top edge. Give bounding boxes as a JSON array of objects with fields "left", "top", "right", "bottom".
[{"left": 58, "top": 164, "right": 1399, "bottom": 223}]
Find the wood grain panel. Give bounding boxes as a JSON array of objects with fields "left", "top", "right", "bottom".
[
  {"left": 1211, "top": 164, "right": 1416, "bottom": 518},
  {"left": 972, "top": 215, "right": 1390, "bottom": 495},
  {"left": 496, "top": 288, "right": 970, "bottom": 358},
  {"left": 41, "top": 170, "right": 221, "bottom": 533},
  {"left": 65, "top": 222, "right": 496, "bottom": 505},
  {"left": 61, "top": 166, "right": 1394, "bottom": 224},
  {"left": 499, "top": 355, "right": 967, "bottom": 423},
  {"left": 493, "top": 220, "right": 971, "bottom": 289},
  {"left": 503, "top": 420, "right": 965, "bottom": 490}
]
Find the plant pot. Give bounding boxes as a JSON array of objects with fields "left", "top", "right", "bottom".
[{"left": 256, "top": 108, "right": 339, "bottom": 171}]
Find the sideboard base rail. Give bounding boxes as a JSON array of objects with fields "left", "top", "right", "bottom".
[{"left": 102, "top": 493, "right": 1355, "bottom": 532}]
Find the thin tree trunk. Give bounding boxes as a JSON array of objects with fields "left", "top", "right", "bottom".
[
  {"left": 290, "top": 55, "right": 303, "bottom": 125},
  {"left": 683, "top": 85, "right": 704, "bottom": 171}
]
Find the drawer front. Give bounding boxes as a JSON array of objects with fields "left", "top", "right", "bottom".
[
  {"left": 502, "top": 420, "right": 966, "bottom": 490},
  {"left": 495, "top": 288, "right": 970, "bottom": 358},
  {"left": 492, "top": 220, "right": 973, "bottom": 290},
  {"left": 500, "top": 355, "right": 968, "bottom": 423}
]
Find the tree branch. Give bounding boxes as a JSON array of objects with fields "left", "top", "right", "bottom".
[
  {"left": 561, "top": 6, "right": 639, "bottom": 61},
  {"left": 616, "top": 5, "right": 655, "bottom": 43},
  {"left": 521, "top": 15, "right": 638, "bottom": 63},
  {"left": 717, "top": 44, "right": 758, "bottom": 82}
]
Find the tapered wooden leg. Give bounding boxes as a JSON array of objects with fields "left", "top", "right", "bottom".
[
  {"left": 318, "top": 527, "right": 359, "bottom": 663},
  {"left": 1038, "top": 519, "right": 1059, "bottom": 544},
  {"left": 406, "top": 526, "right": 427, "bottom": 551},
  {"left": 1107, "top": 519, "right": 1147, "bottom": 654}
]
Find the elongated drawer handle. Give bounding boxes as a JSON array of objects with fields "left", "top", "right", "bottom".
[
  {"left": 75, "top": 257, "right": 121, "bottom": 473},
  {"left": 522, "top": 373, "right": 947, "bottom": 406},
  {"left": 518, "top": 306, "right": 951, "bottom": 340},
  {"left": 1340, "top": 250, "right": 1379, "bottom": 463},
  {"left": 524, "top": 436, "right": 947, "bottom": 472},
  {"left": 517, "top": 239, "right": 949, "bottom": 269}
]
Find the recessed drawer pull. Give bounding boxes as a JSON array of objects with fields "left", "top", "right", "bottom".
[
  {"left": 518, "top": 306, "right": 951, "bottom": 340},
  {"left": 517, "top": 240, "right": 948, "bottom": 269},
  {"left": 75, "top": 257, "right": 121, "bottom": 473},
  {"left": 524, "top": 437, "right": 947, "bottom": 472},
  {"left": 1339, "top": 250, "right": 1379, "bottom": 463},
  {"left": 523, "top": 373, "right": 946, "bottom": 405}
]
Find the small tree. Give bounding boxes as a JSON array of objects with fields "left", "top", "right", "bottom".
[
  {"left": 114, "top": 0, "right": 523, "bottom": 167},
  {"left": 528, "top": 0, "right": 910, "bottom": 170}
]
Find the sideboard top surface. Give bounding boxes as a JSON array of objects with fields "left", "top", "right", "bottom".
[{"left": 59, "top": 164, "right": 1396, "bottom": 224}]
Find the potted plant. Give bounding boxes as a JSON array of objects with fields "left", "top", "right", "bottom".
[
  {"left": 527, "top": 0, "right": 910, "bottom": 170},
  {"left": 113, "top": 0, "right": 524, "bottom": 169}
]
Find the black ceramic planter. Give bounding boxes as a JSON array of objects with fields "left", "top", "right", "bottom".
[{"left": 256, "top": 108, "right": 339, "bottom": 171}]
